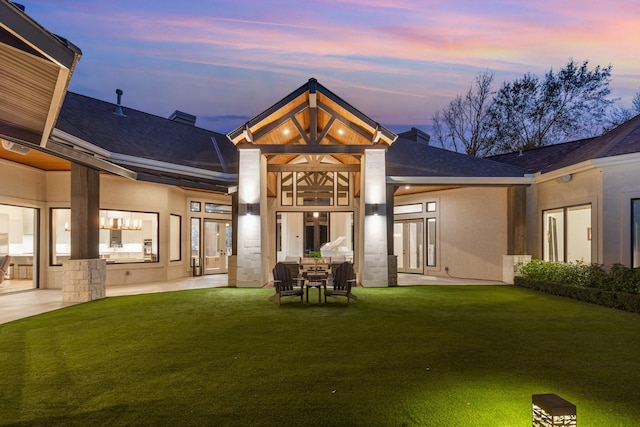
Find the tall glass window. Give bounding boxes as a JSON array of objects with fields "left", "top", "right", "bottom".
[
  {"left": 427, "top": 218, "right": 436, "bottom": 267},
  {"left": 633, "top": 199, "right": 640, "bottom": 268},
  {"left": 51, "top": 208, "right": 159, "bottom": 265},
  {"left": 170, "top": 214, "right": 181, "bottom": 261},
  {"left": 543, "top": 204, "right": 591, "bottom": 263}
]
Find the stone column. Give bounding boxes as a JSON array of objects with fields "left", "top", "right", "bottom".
[
  {"left": 236, "top": 148, "right": 264, "bottom": 287},
  {"left": 361, "top": 149, "right": 388, "bottom": 287},
  {"left": 62, "top": 259, "right": 106, "bottom": 302}
]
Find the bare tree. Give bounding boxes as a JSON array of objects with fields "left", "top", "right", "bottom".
[
  {"left": 432, "top": 71, "right": 495, "bottom": 157},
  {"left": 633, "top": 90, "right": 640, "bottom": 114},
  {"left": 487, "top": 59, "right": 615, "bottom": 153}
]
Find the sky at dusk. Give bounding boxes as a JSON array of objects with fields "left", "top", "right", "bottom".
[{"left": 20, "top": 0, "right": 640, "bottom": 134}]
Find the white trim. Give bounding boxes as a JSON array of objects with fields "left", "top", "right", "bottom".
[
  {"left": 51, "top": 129, "right": 111, "bottom": 158},
  {"left": 387, "top": 176, "right": 535, "bottom": 186},
  {"left": 109, "top": 153, "right": 237, "bottom": 182},
  {"left": 592, "top": 152, "right": 640, "bottom": 167}
]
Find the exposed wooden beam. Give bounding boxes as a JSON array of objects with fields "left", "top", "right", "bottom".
[
  {"left": 251, "top": 101, "right": 309, "bottom": 142},
  {"left": 317, "top": 116, "right": 336, "bottom": 145},
  {"left": 318, "top": 101, "right": 373, "bottom": 142},
  {"left": 267, "top": 163, "right": 360, "bottom": 172},
  {"left": 241, "top": 144, "right": 386, "bottom": 155},
  {"left": 291, "top": 115, "right": 311, "bottom": 145}
]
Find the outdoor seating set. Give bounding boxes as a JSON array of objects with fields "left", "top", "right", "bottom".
[{"left": 272, "top": 259, "right": 357, "bottom": 306}]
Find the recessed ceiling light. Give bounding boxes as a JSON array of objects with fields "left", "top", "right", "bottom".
[
  {"left": 283, "top": 129, "right": 290, "bottom": 135},
  {"left": 338, "top": 129, "right": 344, "bottom": 135}
]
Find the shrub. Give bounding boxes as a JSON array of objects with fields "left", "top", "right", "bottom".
[
  {"left": 519, "top": 259, "right": 639, "bottom": 295},
  {"left": 516, "top": 259, "right": 640, "bottom": 312}
]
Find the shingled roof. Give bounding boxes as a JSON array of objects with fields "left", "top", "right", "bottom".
[
  {"left": 490, "top": 114, "right": 640, "bottom": 174},
  {"left": 55, "top": 92, "right": 238, "bottom": 191},
  {"left": 387, "top": 130, "right": 526, "bottom": 178}
]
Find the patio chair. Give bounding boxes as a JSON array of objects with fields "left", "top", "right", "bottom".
[
  {"left": 272, "top": 262, "right": 304, "bottom": 306},
  {"left": 325, "top": 261, "right": 357, "bottom": 304},
  {"left": 0, "top": 255, "right": 11, "bottom": 285}
]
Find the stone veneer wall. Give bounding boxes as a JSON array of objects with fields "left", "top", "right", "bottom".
[{"left": 62, "top": 259, "right": 106, "bottom": 302}]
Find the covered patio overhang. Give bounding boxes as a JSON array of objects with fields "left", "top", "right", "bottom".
[{"left": 226, "top": 78, "right": 399, "bottom": 287}]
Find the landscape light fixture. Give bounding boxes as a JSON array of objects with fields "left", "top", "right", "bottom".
[{"left": 532, "top": 393, "right": 576, "bottom": 427}]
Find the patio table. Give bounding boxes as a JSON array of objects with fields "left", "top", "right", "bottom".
[{"left": 304, "top": 272, "right": 329, "bottom": 303}]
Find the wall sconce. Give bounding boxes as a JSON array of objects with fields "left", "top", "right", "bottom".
[
  {"left": 556, "top": 174, "right": 572, "bottom": 183},
  {"left": 365, "top": 203, "right": 385, "bottom": 216},
  {"left": 532, "top": 394, "right": 576, "bottom": 427},
  {"left": 239, "top": 203, "right": 259, "bottom": 216}
]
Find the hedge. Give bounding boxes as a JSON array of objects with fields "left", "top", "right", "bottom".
[{"left": 515, "top": 276, "right": 640, "bottom": 313}]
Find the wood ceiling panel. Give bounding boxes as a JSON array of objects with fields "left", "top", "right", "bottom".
[
  {"left": 0, "top": 43, "right": 58, "bottom": 134},
  {"left": 0, "top": 145, "right": 70, "bottom": 171}
]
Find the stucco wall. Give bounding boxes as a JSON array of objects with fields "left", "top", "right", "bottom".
[
  {"left": 600, "top": 161, "right": 640, "bottom": 267},
  {"left": 395, "top": 186, "right": 509, "bottom": 281},
  {"left": 529, "top": 168, "right": 602, "bottom": 263}
]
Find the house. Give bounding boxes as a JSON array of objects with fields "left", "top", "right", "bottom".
[{"left": 2, "top": 0, "right": 640, "bottom": 302}]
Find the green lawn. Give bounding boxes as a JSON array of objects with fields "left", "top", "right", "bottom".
[{"left": 1, "top": 286, "right": 639, "bottom": 426}]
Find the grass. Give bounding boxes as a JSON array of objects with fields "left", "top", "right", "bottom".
[{"left": 1, "top": 285, "right": 639, "bottom": 426}]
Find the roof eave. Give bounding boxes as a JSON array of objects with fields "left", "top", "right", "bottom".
[{"left": 387, "top": 176, "right": 535, "bottom": 186}]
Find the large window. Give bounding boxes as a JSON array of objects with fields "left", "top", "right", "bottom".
[
  {"left": 281, "top": 171, "right": 350, "bottom": 207},
  {"left": 633, "top": 199, "right": 640, "bottom": 268},
  {"left": 543, "top": 204, "right": 591, "bottom": 263},
  {"left": 51, "top": 208, "right": 159, "bottom": 265}
]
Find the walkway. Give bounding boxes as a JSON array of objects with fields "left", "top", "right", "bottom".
[{"left": 0, "top": 273, "right": 503, "bottom": 325}]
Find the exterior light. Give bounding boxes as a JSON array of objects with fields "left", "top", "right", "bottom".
[
  {"left": 532, "top": 394, "right": 576, "bottom": 427},
  {"left": 313, "top": 211, "right": 319, "bottom": 218},
  {"left": 1, "top": 139, "right": 30, "bottom": 155},
  {"left": 365, "top": 203, "right": 385, "bottom": 216}
]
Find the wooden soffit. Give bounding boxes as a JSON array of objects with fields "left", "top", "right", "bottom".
[
  {"left": 0, "top": 0, "right": 81, "bottom": 148},
  {"left": 227, "top": 78, "right": 397, "bottom": 154}
]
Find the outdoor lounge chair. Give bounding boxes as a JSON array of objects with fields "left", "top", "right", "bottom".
[
  {"left": 0, "top": 255, "right": 11, "bottom": 285},
  {"left": 272, "top": 262, "right": 304, "bottom": 305},
  {"left": 325, "top": 261, "right": 357, "bottom": 304}
]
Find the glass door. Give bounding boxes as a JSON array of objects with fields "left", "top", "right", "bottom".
[
  {"left": 203, "top": 219, "right": 230, "bottom": 274},
  {"left": 394, "top": 220, "right": 423, "bottom": 273},
  {"left": 0, "top": 204, "right": 38, "bottom": 293}
]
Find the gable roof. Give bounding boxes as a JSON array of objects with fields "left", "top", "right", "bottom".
[
  {"left": 491, "top": 114, "right": 640, "bottom": 174},
  {"left": 227, "top": 78, "right": 396, "bottom": 154},
  {"left": 55, "top": 92, "right": 238, "bottom": 191}
]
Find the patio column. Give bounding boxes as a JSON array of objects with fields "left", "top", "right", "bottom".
[
  {"left": 236, "top": 148, "right": 267, "bottom": 287},
  {"left": 360, "top": 149, "right": 388, "bottom": 287},
  {"left": 62, "top": 163, "right": 106, "bottom": 302}
]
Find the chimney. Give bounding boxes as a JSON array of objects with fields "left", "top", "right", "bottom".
[
  {"left": 398, "top": 127, "right": 431, "bottom": 144},
  {"left": 168, "top": 110, "right": 196, "bottom": 126},
  {"left": 113, "top": 89, "right": 126, "bottom": 117}
]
